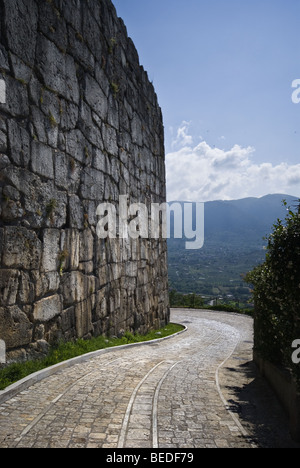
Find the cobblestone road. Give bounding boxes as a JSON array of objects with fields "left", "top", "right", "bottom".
[{"left": 0, "top": 310, "right": 298, "bottom": 448}]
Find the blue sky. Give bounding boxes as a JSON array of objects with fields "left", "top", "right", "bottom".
[{"left": 113, "top": 0, "right": 300, "bottom": 202}]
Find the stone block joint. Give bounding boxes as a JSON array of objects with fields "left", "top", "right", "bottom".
[{"left": 0, "top": 0, "right": 169, "bottom": 363}]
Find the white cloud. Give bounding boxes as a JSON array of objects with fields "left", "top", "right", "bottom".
[
  {"left": 171, "top": 121, "right": 193, "bottom": 148},
  {"left": 166, "top": 124, "right": 300, "bottom": 202}
]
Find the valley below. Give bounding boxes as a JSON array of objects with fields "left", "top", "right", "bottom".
[{"left": 167, "top": 194, "right": 298, "bottom": 307}]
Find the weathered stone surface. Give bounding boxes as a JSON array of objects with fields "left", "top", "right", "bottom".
[
  {"left": 3, "top": 0, "right": 38, "bottom": 66},
  {"left": 0, "top": 339, "right": 5, "bottom": 364},
  {"left": 33, "top": 295, "right": 62, "bottom": 323},
  {"left": 102, "top": 123, "right": 118, "bottom": 157},
  {"left": 61, "top": 271, "right": 87, "bottom": 306},
  {"left": 0, "top": 0, "right": 169, "bottom": 362},
  {"left": 0, "top": 270, "right": 20, "bottom": 306},
  {"left": 69, "top": 194, "right": 84, "bottom": 230},
  {"left": 2, "top": 227, "right": 42, "bottom": 270},
  {"left": 54, "top": 152, "right": 80, "bottom": 193},
  {"left": 84, "top": 75, "right": 108, "bottom": 120},
  {"left": 75, "top": 300, "right": 93, "bottom": 339},
  {"left": 42, "top": 229, "right": 60, "bottom": 273},
  {"left": 0, "top": 45, "right": 9, "bottom": 72},
  {"left": 60, "top": 230, "right": 80, "bottom": 270},
  {"left": 0, "top": 305, "right": 32, "bottom": 348},
  {"left": 10, "top": 53, "right": 33, "bottom": 84},
  {"left": 35, "top": 272, "right": 60, "bottom": 299},
  {"left": 0, "top": 130, "right": 7, "bottom": 153},
  {"left": 36, "top": 35, "right": 79, "bottom": 104},
  {"left": 65, "top": 129, "right": 88, "bottom": 164},
  {"left": 31, "top": 141, "right": 54, "bottom": 179},
  {"left": 4, "top": 75, "right": 29, "bottom": 117},
  {"left": 80, "top": 167, "right": 105, "bottom": 201}
]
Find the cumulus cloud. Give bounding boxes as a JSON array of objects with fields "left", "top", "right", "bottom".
[
  {"left": 166, "top": 124, "right": 300, "bottom": 202},
  {"left": 171, "top": 121, "right": 194, "bottom": 148}
]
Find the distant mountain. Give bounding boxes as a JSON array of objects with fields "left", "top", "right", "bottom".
[
  {"left": 168, "top": 194, "right": 298, "bottom": 250},
  {"left": 167, "top": 194, "right": 299, "bottom": 303},
  {"left": 204, "top": 193, "right": 298, "bottom": 248}
]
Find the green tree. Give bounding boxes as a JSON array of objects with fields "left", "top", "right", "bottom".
[
  {"left": 246, "top": 201, "right": 300, "bottom": 383},
  {"left": 169, "top": 290, "right": 204, "bottom": 309}
]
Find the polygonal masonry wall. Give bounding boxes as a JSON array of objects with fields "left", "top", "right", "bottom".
[{"left": 0, "top": 0, "right": 169, "bottom": 363}]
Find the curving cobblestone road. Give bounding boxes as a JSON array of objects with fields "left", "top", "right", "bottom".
[{"left": 0, "top": 309, "right": 297, "bottom": 448}]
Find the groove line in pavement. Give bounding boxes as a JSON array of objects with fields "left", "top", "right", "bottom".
[
  {"left": 0, "top": 311, "right": 262, "bottom": 449},
  {"left": 152, "top": 361, "right": 181, "bottom": 449},
  {"left": 117, "top": 361, "right": 166, "bottom": 448},
  {"left": 13, "top": 357, "right": 122, "bottom": 447}
]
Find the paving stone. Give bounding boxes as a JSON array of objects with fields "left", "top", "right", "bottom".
[{"left": 0, "top": 310, "right": 299, "bottom": 449}]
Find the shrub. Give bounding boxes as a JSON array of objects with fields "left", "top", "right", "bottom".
[
  {"left": 246, "top": 201, "right": 300, "bottom": 384},
  {"left": 169, "top": 290, "right": 204, "bottom": 309}
]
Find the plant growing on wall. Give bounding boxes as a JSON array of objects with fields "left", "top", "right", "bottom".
[
  {"left": 58, "top": 249, "right": 69, "bottom": 277},
  {"left": 108, "top": 37, "right": 117, "bottom": 54},
  {"left": 45, "top": 199, "right": 57, "bottom": 223},
  {"left": 110, "top": 81, "right": 119, "bottom": 99}
]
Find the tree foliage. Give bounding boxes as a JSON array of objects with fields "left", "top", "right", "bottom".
[
  {"left": 169, "top": 290, "right": 204, "bottom": 309},
  {"left": 246, "top": 201, "right": 300, "bottom": 383}
]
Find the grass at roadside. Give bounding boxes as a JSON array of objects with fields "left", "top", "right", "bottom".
[{"left": 0, "top": 323, "right": 184, "bottom": 391}]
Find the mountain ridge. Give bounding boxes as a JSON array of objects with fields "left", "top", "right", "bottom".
[
  {"left": 168, "top": 193, "right": 298, "bottom": 249},
  {"left": 167, "top": 193, "right": 299, "bottom": 304}
]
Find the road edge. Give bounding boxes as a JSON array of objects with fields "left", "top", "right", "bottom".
[{"left": 0, "top": 324, "right": 187, "bottom": 405}]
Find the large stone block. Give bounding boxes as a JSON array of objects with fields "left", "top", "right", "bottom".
[
  {"left": 31, "top": 141, "right": 54, "bottom": 179},
  {"left": 60, "top": 230, "right": 80, "bottom": 270},
  {"left": 80, "top": 167, "right": 105, "bottom": 201},
  {"left": 75, "top": 300, "right": 93, "bottom": 339},
  {"left": 65, "top": 129, "right": 92, "bottom": 164},
  {"left": 84, "top": 74, "right": 108, "bottom": 120},
  {"left": 0, "top": 306, "right": 32, "bottom": 348},
  {"left": 36, "top": 35, "right": 79, "bottom": 104},
  {"left": 0, "top": 270, "right": 20, "bottom": 306},
  {"left": 3, "top": 0, "right": 38, "bottom": 66},
  {"left": 33, "top": 295, "right": 62, "bottom": 322},
  {"left": 0, "top": 44, "right": 9, "bottom": 72},
  {"left": 3, "top": 75, "right": 29, "bottom": 117},
  {"left": 54, "top": 152, "right": 80, "bottom": 193},
  {"left": 38, "top": 0, "right": 68, "bottom": 52},
  {"left": 82, "top": 7, "right": 102, "bottom": 60},
  {"left": 68, "top": 194, "right": 84, "bottom": 230},
  {"left": 3, "top": 227, "right": 42, "bottom": 270},
  {"left": 80, "top": 229, "right": 94, "bottom": 263},
  {"left": 0, "top": 130, "right": 7, "bottom": 153},
  {"left": 61, "top": 271, "right": 88, "bottom": 306},
  {"left": 35, "top": 272, "right": 60, "bottom": 300},
  {"left": 68, "top": 24, "right": 95, "bottom": 71},
  {"left": 18, "top": 271, "right": 35, "bottom": 305},
  {"left": 102, "top": 123, "right": 118, "bottom": 157},
  {"left": 7, "top": 119, "right": 30, "bottom": 167},
  {"left": 42, "top": 229, "right": 60, "bottom": 273}
]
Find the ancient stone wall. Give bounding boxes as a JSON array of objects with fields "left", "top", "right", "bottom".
[{"left": 0, "top": 0, "right": 169, "bottom": 362}]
